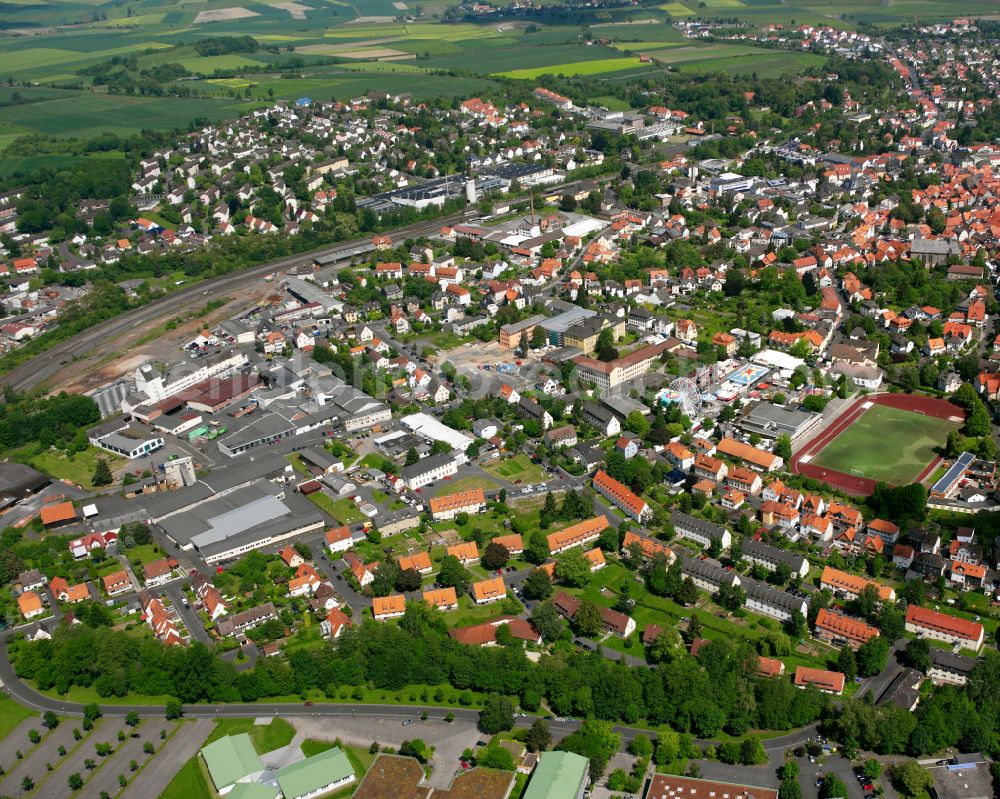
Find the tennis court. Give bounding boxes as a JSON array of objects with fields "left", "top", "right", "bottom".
[{"left": 810, "top": 403, "right": 959, "bottom": 485}]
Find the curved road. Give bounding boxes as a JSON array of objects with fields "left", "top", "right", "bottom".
[{"left": 0, "top": 642, "right": 817, "bottom": 752}]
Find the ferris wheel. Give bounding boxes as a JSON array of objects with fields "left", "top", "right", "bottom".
[{"left": 668, "top": 377, "right": 702, "bottom": 419}]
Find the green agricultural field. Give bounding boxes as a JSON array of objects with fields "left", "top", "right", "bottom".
[
  {"left": 811, "top": 404, "right": 959, "bottom": 485},
  {"left": 497, "top": 56, "right": 644, "bottom": 79},
  {"left": 0, "top": 92, "right": 258, "bottom": 139}
]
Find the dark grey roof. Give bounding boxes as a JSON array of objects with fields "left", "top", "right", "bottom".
[
  {"left": 671, "top": 510, "right": 728, "bottom": 541},
  {"left": 929, "top": 648, "right": 976, "bottom": 675},
  {"left": 0, "top": 463, "right": 49, "bottom": 499},
  {"left": 742, "top": 539, "right": 808, "bottom": 573},
  {"left": 399, "top": 452, "right": 455, "bottom": 480},
  {"left": 680, "top": 556, "right": 737, "bottom": 588},
  {"left": 740, "top": 576, "right": 806, "bottom": 613}
]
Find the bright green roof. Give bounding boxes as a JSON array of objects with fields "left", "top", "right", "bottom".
[
  {"left": 226, "top": 783, "right": 279, "bottom": 799},
  {"left": 275, "top": 747, "right": 354, "bottom": 799},
  {"left": 522, "top": 751, "right": 589, "bottom": 799},
  {"left": 200, "top": 733, "right": 264, "bottom": 791}
]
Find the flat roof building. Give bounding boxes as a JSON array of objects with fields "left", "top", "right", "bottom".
[
  {"left": 157, "top": 482, "right": 323, "bottom": 563},
  {"left": 275, "top": 746, "right": 356, "bottom": 799},
  {"left": 644, "top": 774, "right": 777, "bottom": 799},
  {"left": 523, "top": 751, "right": 589, "bottom": 799},
  {"left": 200, "top": 734, "right": 263, "bottom": 796}
]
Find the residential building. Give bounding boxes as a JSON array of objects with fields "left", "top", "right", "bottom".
[
  {"left": 670, "top": 510, "right": 732, "bottom": 550},
  {"left": 372, "top": 594, "right": 406, "bottom": 621},
  {"left": 546, "top": 516, "right": 608, "bottom": 554},
  {"left": 905, "top": 604, "right": 984, "bottom": 651},
  {"left": 472, "top": 577, "right": 507, "bottom": 605},
  {"left": 429, "top": 488, "right": 486, "bottom": 520},
  {"left": 423, "top": 587, "right": 459, "bottom": 610},
  {"left": 793, "top": 666, "right": 845, "bottom": 695},
  {"left": 741, "top": 539, "right": 809, "bottom": 578},
  {"left": 399, "top": 452, "right": 458, "bottom": 490},
  {"left": 820, "top": 566, "right": 895, "bottom": 601},
  {"left": 814, "top": 608, "right": 880, "bottom": 649},
  {"left": 593, "top": 469, "right": 651, "bottom": 523}
]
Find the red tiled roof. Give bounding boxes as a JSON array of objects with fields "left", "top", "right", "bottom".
[{"left": 905, "top": 604, "right": 983, "bottom": 643}]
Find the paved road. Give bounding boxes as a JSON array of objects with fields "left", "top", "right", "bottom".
[{"left": 0, "top": 642, "right": 818, "bottom": 759}]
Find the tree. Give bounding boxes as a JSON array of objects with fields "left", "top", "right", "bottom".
[
  {"left": 863, "top": 759, "right": 882, "bottom": 780},
  {"left": 837, "top": 646, "right": 857, "bottom": 682},
  {"left": 405, "top": 448, "right": 419, "bottom": 466},
  {"left": 42, "top": 712, "right": 58, "bottom": 730},
  {"left": 530, "top": 601, "right": 564, "bottom": 642},
  {"left": 164, "top": 699, "right": 182, "bottom": 720},
  {"left": 525, "top": 531, "right": 550, "bottom": 565},
  {"left": 482, "top": 542, "right": 510, "bottom": 571},
  {"left": 124, "top": 710, "right": 139, "bottom": 728},
  {"left": 779, "top": 778, "right": 801, "bottom": 799},
  {"left": 477, "top": 743, "right": 516, "bottom": 770},
  {"left": 83, "top": 703, "right": 102, "bottom": 730},
  {"left": 891, "top": 760, "right": 933, "bottom": 797},
  {"left": 478, "top": 693, "right": 515, "bottom": 734},
  {"left": 677, "top": 577, "right": 699, "bottom": 606},
  {"left": 530, "top": 325, "right": 546, "bottom": 349},
  {"left": 856, "top": 636, "right": 889, "bottom": 677},
  {"left": 523, "top": 567, "right": 553, "bottom": 601},
  {"left": 395, "top": 568, "right": 422, "bottom": 593},
  {"left": 624, "top": 411, "right": 649, "bottom": 437},
  {"left": 784, "top": 610, "right": 806, "bottom": 639},
  {"left": 525, "top": 718, "right": 551, "bottom": 753},
  {"left": 820, "top": 775, "right": 847, "bottom": 799},
  {"left": 574, "top": 600, "right": 604, "bottom": 637},
  {"left": 902, "top": 638, "right": 931, "bottom": 672},
  {"left": 774, "top": 433, "right": 792, "bottom": 461},
  {"left": 68, "top": 773, "right": 83, "bottom": 791},
  {"left": 629, "top": 734, "right": 653, "bottom": 761},
  {"left": 558, "top": 719, "right": 620, "bottom": 784},
  {"left": 436, "top": 555, "right": 469, "bottom": 593},
  {"left": 555, "top": 549, "right": 592, "bottom": 588},
  {"left": 596, "top": 327, "right": 618, "bottom": 361},
  {"left": 92, "top": 459, "right": 113, "bottom": 487}
]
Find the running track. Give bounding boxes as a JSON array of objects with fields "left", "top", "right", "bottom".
[{"left": 790, "top": 393, "right": 964, "bottom": 497}]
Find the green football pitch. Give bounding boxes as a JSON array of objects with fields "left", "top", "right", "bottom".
[{"left": 811, "top": 404, "right": 960, "bottom": 485}]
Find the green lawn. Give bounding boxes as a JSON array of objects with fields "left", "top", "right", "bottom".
[
  {"left": 811, "top": 404, "right": 959, "bottom": 484},
  {"left": 204, "top": 717, "right": 295, "bottom": 754},
  {"left": 159, "top": 752, "right": 213, "bottom": 799},
  {"left": 127, "top": 543, "right": 167, "bottom": 566},
  {"left": 439, "top": 474, "right": 501, "bottom": 493},
  {"left": 307, "top": 492, "right": 366, "bottom": 524},
  {"left": 0, "top": 696, "right": 36, "bottom": 740},
  {"left": 16, "top": 445, "right": 126, "bottom": 490},
  {"left": 484, "top": 454, "right": 548, "bottom": 485}
]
